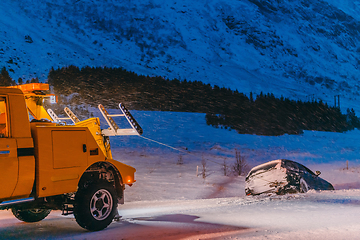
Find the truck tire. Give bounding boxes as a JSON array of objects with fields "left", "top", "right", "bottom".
[
  {"left": 11, "top": 208, "right": 51, "bottom": 223},
  {"left": 74, "top": 181, "right": 117, "bottom": 231}
]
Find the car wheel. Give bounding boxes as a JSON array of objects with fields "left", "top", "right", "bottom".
[
  {"left": 74, "top": 181, "right": 117, "bottom": 231},
  {"left": 299, "top": 178, "right": 309, "bottom": 193},
  {"left": 11, "top": 208, "right": 51, "bottom": 223}
]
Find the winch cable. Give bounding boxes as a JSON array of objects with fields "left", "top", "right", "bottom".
[
  {"left": 139, "top": 135, "right": 189, "bottom": 154},
  {"left": 139, "top": 135, "right": 224, "bottom": 166},
  {"left": 97, "top": 103, "right": 226, "bottom": 166}
]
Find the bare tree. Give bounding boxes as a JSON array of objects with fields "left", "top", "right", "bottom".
[
  {"left": 222, "top": 159, "right": 229, "bottom": 176},
  {"left": 201, "top": 157, "right": 207, "bottom": 179},
  {"left": 177, "top": 154, "right": 184, "bottom": 165},
  {"left": 232, "top": 149, "right": 247, "bottom": 176}
]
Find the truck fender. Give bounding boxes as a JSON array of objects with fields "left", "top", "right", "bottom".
[
  {"left": 106, "top": 159, "right": 136, "bottom": 186},
  {"left": 78, "top": 160, "right": 135, "bottom": 204}
]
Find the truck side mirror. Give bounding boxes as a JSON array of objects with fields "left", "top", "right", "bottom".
[{"left": 315, "top": 171, "right": 321, "bottom": 176}]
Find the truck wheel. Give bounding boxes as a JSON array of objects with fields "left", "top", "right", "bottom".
[
  {"left": 11, "top": 208, "right": 51, "bottom": 223},
  {"left": 74, "top": 181, "right": 117, "bottom": 231}
]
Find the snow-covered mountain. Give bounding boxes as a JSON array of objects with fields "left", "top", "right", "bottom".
[{"left": 2, "top": 0, "right": 360, "bottom": 111}]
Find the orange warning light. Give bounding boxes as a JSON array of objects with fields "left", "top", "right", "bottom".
[{"left": 8, "top": 83, "right": 49, "bottom": 93}]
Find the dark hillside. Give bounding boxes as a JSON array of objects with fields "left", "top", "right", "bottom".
[{"left": 48, "top": 66, "right": 359, "bottom": 136}]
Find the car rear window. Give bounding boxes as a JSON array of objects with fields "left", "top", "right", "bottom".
[{"left": 282, "top": 160, "right": 316, "bottom": 175}]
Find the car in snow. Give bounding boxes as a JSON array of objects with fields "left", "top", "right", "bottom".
[{"left": 245, "top": 159, "right": 334, "bottom": 195}]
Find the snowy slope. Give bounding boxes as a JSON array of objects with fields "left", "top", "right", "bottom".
[
  {"left": 2, "top": 0, "right": 360, "bottom": 112},
  {"left": 326, "top": 0, "right": 360, "bottom": 20},
  {"left": 2, "top": 110, "right": 360, "bottom": 239}
]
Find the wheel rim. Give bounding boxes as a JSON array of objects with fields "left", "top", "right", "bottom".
[
  {"left": 90, "top": 189, "right": 113, "bottom": 221},
  {"left": 28, "top": 209, "right": 45, "bottom": 214}
]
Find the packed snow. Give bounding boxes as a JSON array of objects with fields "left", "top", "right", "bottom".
[{"left": 2, "top": 110, "right": 360, "bottom": 239}]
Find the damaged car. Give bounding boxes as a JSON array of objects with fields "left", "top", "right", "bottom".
[{"left": 245, "top": 159, "right": 334, "bottom": 195}]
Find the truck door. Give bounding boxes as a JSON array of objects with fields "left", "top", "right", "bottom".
[{"left": 0, "top": 97, "right": 18, "bottom": 200}]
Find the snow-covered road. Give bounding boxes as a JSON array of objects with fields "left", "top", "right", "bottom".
[{"left": 2, "top": 191, "right": 360, "bottom": 239}]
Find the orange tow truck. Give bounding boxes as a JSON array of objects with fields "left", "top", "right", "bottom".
[{"left": 0, "top": 83, "right": 142, "bottom": 231}]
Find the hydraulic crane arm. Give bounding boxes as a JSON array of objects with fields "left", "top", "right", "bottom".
[{"left": 8, "top": 83, "right": 55, "bottom": 121}]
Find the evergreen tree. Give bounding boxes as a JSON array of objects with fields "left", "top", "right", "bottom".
[
  {"left": 0, "top": 67, "right": 14, "bottom": 86},
  {"left": 47, "top": 65, "right": 356, "bottom": 136},
  {"left": 30, "top": 77, "right": 39, "bottom": 83}
]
